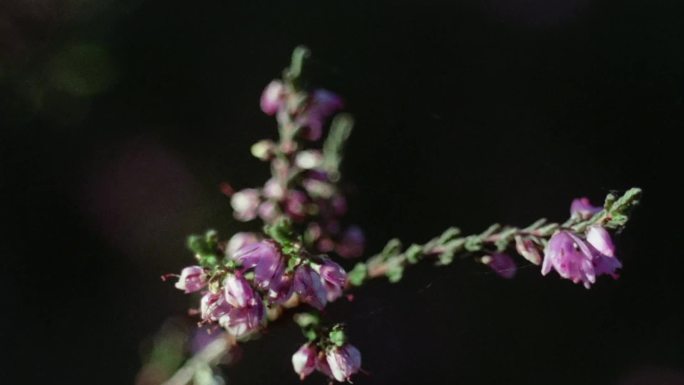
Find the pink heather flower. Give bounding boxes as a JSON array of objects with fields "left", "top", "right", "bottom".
[
  {"left": 326, "top": 344, "right": 362, "bottom": 382},
  {"left": 318, "top": 258, "right": 348, "bottom": 302},
  {"left": 336, "top": 226, "right": 365, "bottom": 258},
  {"left": 294, "top": 264, "right": 327, "bottom": 310},
  {"left": 570, "top": 197, "right": 602, "bottom": 220},
  {"left": 483, "top": 253, "right": 517, "bottom": 279},
  {"left": 218, "top": 300, "right": 266, "bottom": 338},
  {"left": 226, "top": 232, "right": 259, "bottom": 258},
  {"left": 298, "top": 89, "right": 344, "bottom": 141},
  {"left": 541, "top": 228, "right": 622, "bottom": 288},
  {"left": 285, "top": 190, "right": 309, "bottom": 222},
  {"left": 174, "top": 266, "right": 207, "bottom": 293},
  {"left": 200, "top": 292, "right": 232, "bottom": 322},
  {"left": 263, "top": 178, "right": 285, "bottom": 200},
  {"left": 292, "top": 343, "right": 318, "bottom": 380},
  {"left": 514, "top": 236, "right": 543, "bottom": 265},
  {"left": 260, "top": 80, "right": 285, "bottom": 115},
  {"left": 231, "top": 189, "right": 261, "bottom": 221},
  {"left": 258, "top": 201, "right": 279, "bottom": 222},
  {"left": 232, "top": 241, "right": 285, "bottom": 291},
  {"left": 224, "top": 272, "right": 257, "bottom": 308}
]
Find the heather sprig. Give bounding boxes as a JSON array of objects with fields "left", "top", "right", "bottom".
[
  {"left": 348, "top": 187, "right": 641, "bottom": 287},
  {"left": 161, "top": 47, "right": 642, "bottom": 384}
]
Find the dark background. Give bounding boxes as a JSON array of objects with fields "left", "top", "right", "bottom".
[{"left": 1, "top": 0, "right": 682, "bottom": 384}]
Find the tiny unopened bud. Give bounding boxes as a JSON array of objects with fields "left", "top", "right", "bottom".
[{"left": 251, "top": 140, "right": 276, "bottom": 161}]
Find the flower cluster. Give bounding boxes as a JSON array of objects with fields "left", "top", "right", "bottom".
[
  {"left": 293, "top": 342, "right": 362, "bottom": 382},
  {"left": 227, "top": 59, "right": 364, "bottom": 259},
  {"left": 173, "top": 232, "right": 349, "bottom": 339},
  {"left": 162, "top": 47, "right": 642, "bottom": 385},
  {"left": 483, "top": 197, "right": 622, "bottom": 288}
]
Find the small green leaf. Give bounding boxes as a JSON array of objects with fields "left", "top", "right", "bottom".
[
  {"left": 348, "top": 263, "right": 367, "bottom": 286},
  {"left": 406, "top": 244, "right": 423, "bottom": 264}
]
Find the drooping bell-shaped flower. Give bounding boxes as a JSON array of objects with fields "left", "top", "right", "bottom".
[
  {"left": 294, "top": 264, "right": 327, "bottom": 310},
  {"left": 218, "top": 299, "right": 266, "bottom": 338},
  {"left": 224, "top": 272, "right": 257, "bottom": 308},
  {"left": 541, "top": 227, "right": 621, "bottom": 288},
  {"left": 174, "top": 266, "right": 207, "bottom": 293},
  {"left": 318, "top": 258, "right": 348, "bottom": 302},
  {"left": 326, "top": 344, "right": 362, "bottom": 382},
  {"left": 482, "top": 253, "right": 517, "bottom": 279},
  {"left": 292, "top": 343, "right": 318, "bottom": 380},
  {"left": 267, "top": 273, "right": 294, "bottom": 305},
  {"left": 570, "top": 197, "right": 602, "bottom": 220},
  {"left": 200, "top": 292, "right": 232, "bottom": 322},
  {"left": 260, "top": 80, "right": 285, "bottom": 115},
  {"left": 232, "top": 240, "right": 286, "bottom": 291},
  {"left": 231, "top": 189, "right": 261, "bottom": 221}
]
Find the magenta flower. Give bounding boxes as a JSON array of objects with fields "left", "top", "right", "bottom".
[
  {"left": 318, "top": 259, "right": 348, "bottom": 301},
  {"left": 294, "top": 264, "right": 327, "bottom": 310},
  {"left": 483, "top": 253, "right": 517, "bottom": 279},
  {"left": 174, "top": 266, "right": 207, "bottom": 293},
  {"left": 224, "top": 272, "right": 257, "bottom": 308},
  {"left": 260, "top": 80, "right": 285, "bottom": 115},
  {"left": 298, "top": 89, "right": 344, "bottom": 141},
  {"left": 231, "top": 189, "right": 261, "bottom": 221},
  {"left": 218, "top": 300, "right": 266, "bottom": 338},
  {"left": 292, "top": 343, "right": 318, "bottom": 380},
  {"left": 267, "top": 273, "right": 294, "bottom": 305},
  {"left": 326, "top": 344, "right": 362, "bottom": 382},
  {"left": 570, "top": 197, "right": 602, "bottom": 220},
  {"left": 232, "top": 241, "right": 286, "bottom": 291},
  {"left": 541, "top": 227, "right": 622, "bottom": 288}
]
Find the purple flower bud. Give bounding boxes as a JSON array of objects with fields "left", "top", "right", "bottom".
[
  {"left": 297, "top": 89, "right": 344, "bottom": 141},
  {"left": 336, "top": 226, "right": 365, "bottom": 258},
  {"left": 541, "top": 229, "right": 622, "bottom": 288},
  {"left": 226, "top": 232, "right": 259, "bottom": 258},
  {"left": 174, "top": 266, "right": 207, "bottom": 293},
  {"left": 294, "top": 264, "right": 327, "bottom": 310},
  {"left": 224, "top": 272, "right": 257, "bottom": 308},
  {"left": 285, "top": 190, "right": 309, "bottom": 222},
  {"left": 292, "top": 343, "right": 318, "bottom": 380},
  {"left": 200, "top": 292, "right": 232, "bottom": 322},
  {"left": 232, "top": 241, "right": 285, "bottom": 291},
  {"left": 218, "top": 300, "right": 266, "bottom": 338},
  {"left": 231, "top": 189, "right": 261, "bottom": 221},
  {"left": 570, "top": 197, "right": 602, "bottom": 220},
  {"left": 318, "top": 258, "right": 348, "bottom": 302},
  {"left": 326, "top": 344, "right": 362, "bottom": 382},
  {"left": 482, "top": 253, "right": 517, "bottom": 279},
  {"left": 260, "top": 80, "right": 285, "bottom": 115},
  {"left": 258, "top": 201, "right": 279, "bottom": 222},
  {"left": 514, "top": 235, "right": 543, "bottom": 265}
]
